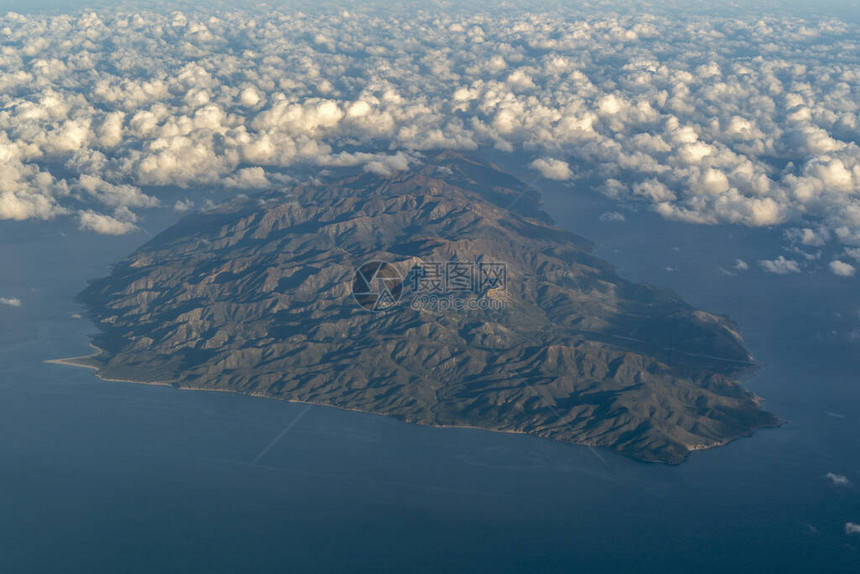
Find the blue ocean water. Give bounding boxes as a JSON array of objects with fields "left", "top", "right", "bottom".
[{"left": 1, "top": 185, "right": 859, "bottom": 573}]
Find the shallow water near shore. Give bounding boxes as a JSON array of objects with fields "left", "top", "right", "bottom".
[{"left": 1, "top": 185, "right": 859, "bottom": 573}]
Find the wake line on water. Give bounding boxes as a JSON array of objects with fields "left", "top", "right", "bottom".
[{"left": 251, "top": 404, "right": 313, "bottom": 465}]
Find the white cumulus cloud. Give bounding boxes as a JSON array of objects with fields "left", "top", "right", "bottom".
[
  {"left": 78, "top": 208, "right": 138, "bottom": 235},
  {"left": 759, "top": 256, "right": 801, "bottom": 275},
  {"left": 530, "top": 158, "right": 573, "bottom": 181},
  {"left": 829, "top": 260, "right": 856, "bottom": 277}
]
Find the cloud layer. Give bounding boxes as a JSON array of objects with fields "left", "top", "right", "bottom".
[{"left": 0, "top": 5, "right": 857, "bottom": 254}]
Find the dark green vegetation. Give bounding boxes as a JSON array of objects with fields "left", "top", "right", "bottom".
[{"left": 76, "top": 152, "right": 778, "bottom": 463}]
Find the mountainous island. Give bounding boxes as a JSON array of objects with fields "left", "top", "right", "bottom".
[{"left": 63, "top": 151, "right": 778, "bottom": 463}]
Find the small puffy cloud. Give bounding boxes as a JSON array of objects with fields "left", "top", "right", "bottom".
[
  {"left": 0, "top": 189, "right": 65, "bottom": 221},
  {"left": 635, "top": 179, "right": 677, "bottom": 202},
  {"left": 530, "top": 158, "right": 572, "bottom": 181},
  {"left": 0, "top": 153, "right": 69, "bottom": 221},
  {"left": 76, "top": 175, "right": 158, "bottom": 208},
  {"left": 240, "top": 87, "right": 262, "bottom": 107},
  {"left": 0, "top": 297, "right": 22, "bottom": 307},
  {"left": 223, "top": 167, "right": 271, "bottom": 189},
  {"left": 174, "top": 199, "right": 194, "bottom": 213},
  {"left": 759, "top": 256, "right": 801, "bottom": 274},
  {"left": 363, "top": 152, "right": 411, "bottom": 177},
  {"left": 507, "top": 69, "right": 536, "bottom": 91},
  {"left": 597, "top": 94, "right": 626, "bottom": 116},
  {"left": 601, "top": 179, "right": 627, "bottom": 199},
  {"left": 94, "top": 111, "right": 124, "bottom": 148},
  {"left": 721, "top": 258, "right": 751, "bottom": 276},
  {"left": 826, "top": 472, "right": 850, "bottom": 486},
  {"left": 829, "top": 260, "right": 856, "bottom": 277},
  {"left": 786, "top": 228, "right": 830, "bottom": 248},
  {"left": 77, "top": 207, "right": 137, "bottom": 235},
  {"left": 599, "top": 211, "right": 625, "bottom": 222},
  {"left": 846, "top": 522, "right": 860, "bottom": 535}
]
